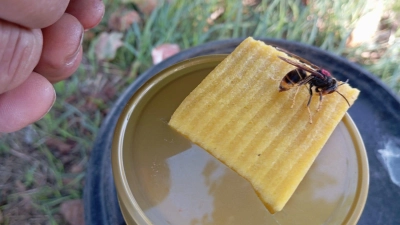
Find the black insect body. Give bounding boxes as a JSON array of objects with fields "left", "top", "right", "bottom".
[
  {"left": 279, "top": 68, "right": 307, "bottom": 92},
  {"left": 275, "top": 47, "right": 350, "bottom": 123}
]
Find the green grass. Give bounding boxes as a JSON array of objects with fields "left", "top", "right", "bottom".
[{"left": 1, "top": 0, "right": 399, "bottom": 224}]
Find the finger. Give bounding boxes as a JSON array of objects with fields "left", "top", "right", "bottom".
[
  {"left": 0, "top": 72, "right": 55, "bottom": 133},
  {"left": 66, "top": 0, "right": 105, "bottom": 30},
  {"left": 0, "top": 20, "right": 43, "bottom": 94},
  {"left": 34, "top": 13, "right": 83, "bottom": 83},
  {"left": 0, "top": 0, "right": 69, "bottom": 29}
]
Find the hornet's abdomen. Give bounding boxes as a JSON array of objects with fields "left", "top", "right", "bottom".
[{"left": 279, "top": 69, "right": 307, "bottom": 92}]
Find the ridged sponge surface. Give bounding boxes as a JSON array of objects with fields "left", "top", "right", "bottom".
[{"left": 169, "top": 37, "right": 359, "bottom": 213}]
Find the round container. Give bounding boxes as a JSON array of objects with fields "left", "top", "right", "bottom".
[{"left": 112, "top": 55, "right": 369, "bottom": 225}]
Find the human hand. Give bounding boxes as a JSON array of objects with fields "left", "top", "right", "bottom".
[{"left": 0, "top": 0, "right": 105, "bottom": 133}]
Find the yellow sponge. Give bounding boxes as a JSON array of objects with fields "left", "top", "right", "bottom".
[{"left": 169, "top": 37, "right": 359, "bottom": 213}]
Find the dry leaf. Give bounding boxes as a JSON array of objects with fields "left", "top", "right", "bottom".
[
  {"left": 109, "top": 9, "right": 141, "bottom": 31},
  {"left": 301, "top": 0, "right": 309, "bottom": 5},
  {"left": 46, "top": 138, "right": 74, "bottom": 154},
  {"left": 103, "top": 82, "right": 117, "bottom": 100},
  {"left": 242, "top": 0, "right": 260, "bottom": 6},
  {"left": 207, "top": 7, "right": 224, "bottom": 25},
  {"left": 95, "top": 32, "right": 123, "bottom": 61},
  {"left": 60, "top": 199, "right": 84, "bottom": 225},
  {"left": 70, "top": 163, "right": 84, "bottom": 173},
  {"left": 132, "top": 0, "right": 158, "bottom": 15},
  {"left": 151, "top": 43, "right": 180, "bottom": 64}
]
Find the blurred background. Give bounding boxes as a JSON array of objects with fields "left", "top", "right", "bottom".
[{"left": 0, "top": 0, "right": 399, "bottom": 224}]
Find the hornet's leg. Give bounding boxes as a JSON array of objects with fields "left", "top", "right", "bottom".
[
  {"left": 307, "top": 85, "right": 313, "bottom": 124},
  {"left": 317, "top": 91, "right": 323, "bottom": 111},
  {"left": 291, "top": 86, "right": 300, "bottom": 108}
]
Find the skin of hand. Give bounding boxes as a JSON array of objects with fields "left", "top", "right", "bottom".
[{"left": 0, "top": 0, "right": 105, "bottom": 133}]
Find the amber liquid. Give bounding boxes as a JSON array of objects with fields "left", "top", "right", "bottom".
[{"left": 125, "top": 68, "right": 359, "bottom": 225}]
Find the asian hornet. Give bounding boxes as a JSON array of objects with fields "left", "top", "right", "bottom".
[{"left": 275, "top": 47, "right": 350, "bottom": 123}]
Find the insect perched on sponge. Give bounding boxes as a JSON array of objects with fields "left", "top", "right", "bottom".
[
  {"left": 275, "top": 47, "right": 350, "bottom": 123},
  {"left": 169, "top": 37, "right": 360, "bottom": 213}
]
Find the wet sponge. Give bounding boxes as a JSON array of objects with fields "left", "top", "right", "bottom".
[{"left": 169, "top": 37, "right": 359, "bottom": 213}]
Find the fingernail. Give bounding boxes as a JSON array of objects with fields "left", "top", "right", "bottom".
[
  {"left": 38, "top": 87, "right": 56, "bottom": 121},
  {"left": 65, "top": 30, "right": 84, "bottom": 65},
  {"left": 50, "top": 87, "right": 56, "bottom": 108},
  {"left": 45, "top": 88, "right": 56, "bottom": 114},
  {"left": 79, "top": 30, "right": 84, "bottom": 45}
]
